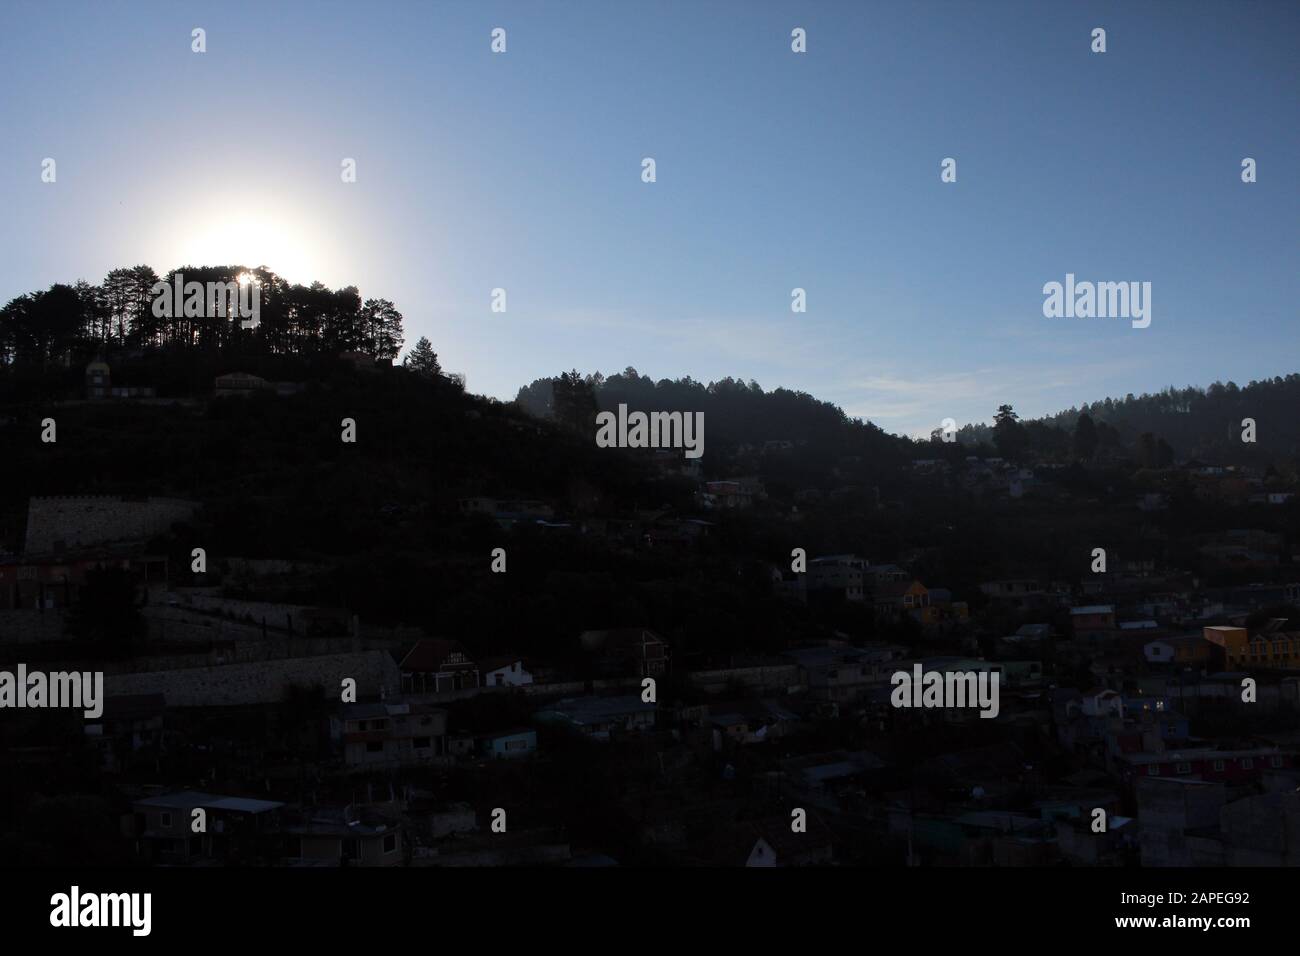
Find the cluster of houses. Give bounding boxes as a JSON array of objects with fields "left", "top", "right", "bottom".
[
  {"left": 911, "top": 456, "right": 1048, "bottom": 501},
  {"left": 80, "top": 568, "right": 1300, "bottom": 867},
  {"left": 5, "top": 430, "right": 1300, "bottom": 868},
  {"left": 913, "top": 456, "right": 1298, "bottom": 509},
  {"left": 769, "top": 553, "right": 969, "bottom": 631}
]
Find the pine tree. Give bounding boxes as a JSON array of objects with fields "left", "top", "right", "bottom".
[
  {"left": 992, "top": 404, "right": 1027, "bottom": 460},
  {"left": 1073, "top": 412, "right": 1099, "bottom": 460},
  {"left": 403, "top": 336, "right": 440, "bottom": 378}
]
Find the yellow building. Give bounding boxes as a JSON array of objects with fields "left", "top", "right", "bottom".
[
  {"left": 1204, "top": 624, "right": 1300, "bottom": 669},
  {"left": 876, "top": 579, "right": 932, "bottom": 623}
]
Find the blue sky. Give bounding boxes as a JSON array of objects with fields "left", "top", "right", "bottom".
[{"left": 1, "top": 0, "right": 1295, "bottom": 436}]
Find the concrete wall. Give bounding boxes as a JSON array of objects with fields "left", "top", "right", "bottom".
[
  {"left": 165, "top": 593, "right": 335, "bottom": 632},
  {"left": 104, "top": 650, "right": 400, "bottom": 707},
  {"left": 224, "top": 557, "right": 326, "bottom": 578},
  {"left": 105, "top": 636, "right": 400, "bottom": 675},
  {"left": 24, "top": 496, "right": 197, "bottom": 554},
  {"left": 144, "top": 606, "right": 276, "bottom": 643}
]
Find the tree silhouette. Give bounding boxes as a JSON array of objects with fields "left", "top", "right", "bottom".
[
  {"left": 992, "top": 404, "right": 1026, "bottom": 460},
  {"left": 553, "top": 369, "right": 599, "bottom": 434},
  {"left": 1073, "top": 412, "right": 1098, "bottom": 461},
  {"left": 361, "top": 298, "right": 404, "bottom": 359},
  {"left": 0, "top": 263, "right": 405, "bottom": 366},
  {"left": 403, "top": 336, "right": 441, "bottom": 378}
]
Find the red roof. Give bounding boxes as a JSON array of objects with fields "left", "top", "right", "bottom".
[{"left": 400, "top": 639, "right": 475, "bottom": 672}]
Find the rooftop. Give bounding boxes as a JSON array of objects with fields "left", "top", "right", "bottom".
[{"left": 135, "top": 790, "right": 284, "bottom": 814}]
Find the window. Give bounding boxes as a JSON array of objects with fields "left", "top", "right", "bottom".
[
  {"left": 1213, "top": 760, "right": 1225, "bottom": 772},
  {"left": 383, "top": 834, "right": 396, "bottom": 853},
  {"left": 1241, "top": 758, "right": 1254, "bottom": 770},
  {"left": 1176, "top": 762, "right": 1191, "bottom": 774},
  {"left": 1271, "top": 756, "right": 1283, "bottom": 768},
  {"left": 1146, "top": 765, "right": 1160, "bottom": 776},
  {"left": 161, "top": 812, "right": 172, "bottom": 827}
]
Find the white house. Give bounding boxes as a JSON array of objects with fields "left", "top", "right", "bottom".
[
  {"left": 1076, "top": 688, "right": 1124, "bottom": 719},
  {"left": 480, "top": 656, "right": 533, "bottom": 687}
]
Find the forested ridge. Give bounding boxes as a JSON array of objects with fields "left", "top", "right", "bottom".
[
  {"left": 0, "top": 264, "right": 403, "bottom": 365},
  {"left": 4, "top": 266, "right": 1297, "bottom": 477}
]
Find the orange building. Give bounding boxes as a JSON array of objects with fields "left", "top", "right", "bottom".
[{"left": 1204, "top": 624, "right": 1300, "bottom": 669}]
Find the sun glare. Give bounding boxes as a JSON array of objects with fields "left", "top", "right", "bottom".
[{"left": 174, "top": 208, "right": 320, "bottom": 285}]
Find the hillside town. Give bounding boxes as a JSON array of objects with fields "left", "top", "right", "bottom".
[{"left": 3, "top": 359, "right": 1298, "bottom": 867}]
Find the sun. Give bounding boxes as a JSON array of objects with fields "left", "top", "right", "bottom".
[{"left": 175, "top": 206, "right": 320, "bottom": 285}]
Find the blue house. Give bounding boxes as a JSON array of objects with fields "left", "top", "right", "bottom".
[{"left": 477, "top": 728, "right": 537, "bottom": 760}]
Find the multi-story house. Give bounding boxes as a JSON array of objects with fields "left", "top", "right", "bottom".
[
  {"left": 335, "top": 701, "right": 449, "bottom": 768},
  {"left": 579, "top": 628, "right": 670, "bottom": 678},
  {"left": 807, "top": 555, "right": 867, "bottom": 603},
  {"left": 874, "top": 580, "right": 931, "bottom": 623},
  {"left": 1117, "top": 748, "right": 1296, "bottom": 789},
  {"left": 1204, "top": 623, "right": 1300, "bottom": 670},
  {"left": 781, "top": 645, "right": 900, "bottom": 703}
]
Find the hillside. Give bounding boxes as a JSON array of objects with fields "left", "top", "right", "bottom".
[{"left": 951, "top": 376, "right": 1300, "bottom": 465}]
